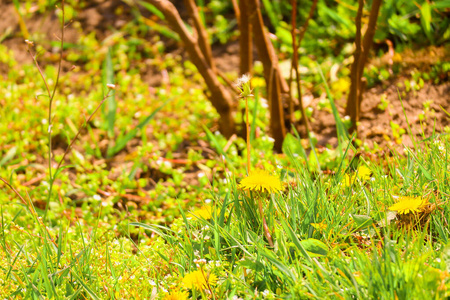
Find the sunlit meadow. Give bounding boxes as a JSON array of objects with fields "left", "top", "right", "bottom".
[{"left": 1, "top": 1, "right": 450, "bottom": 299}]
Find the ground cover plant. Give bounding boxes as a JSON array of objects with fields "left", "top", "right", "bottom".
[{"left": 0, "top": 0, "right": 450, "bottom": 299}]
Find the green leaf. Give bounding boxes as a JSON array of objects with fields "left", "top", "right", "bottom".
[
  {"left": 0, "top": 146, "right": 17, "bottom": 167},
  {"left": 237, "top": 258, "right": 264, "bottom": 272},
  {"left": 259, "top": 248, "right": 295, "bottom": 282},
  {"left": 351, "top": 214, "right": 374, "bottom": 231},
  {"left": 319, "top": 3, "right": 352, "bottom": 30},
  {"left": 431, "top": 0, "right": 450, "bottom": 9},
  {"left": 275, "top": 26, "right": 292, "bottom": 46},
  {"left": 300, "top": 238, "right": 329, "bottom": 257},
  {"left": 138, "top": 1, "right": 164, "bottom": 19},
  {"left": 281, "top": 219, "right": 313, "bottom": 262},
  {"left": 261, "top": 0, "right": 279, "bottom": 29},
  {"left": 420, "top": 2, "right": 434, "bottom": 44},
  {"left": 282, "top": 133, "right": 304, "bottom": 157}
]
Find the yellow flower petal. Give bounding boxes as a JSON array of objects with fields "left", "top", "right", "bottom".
[
  {"left": 357, "top": 165, "right": 371, "bottom": 181},
  {"left": 182, "top": 270, "right": 217, "bottom": 290},
  {"left": 238, "top": 170, "right": 282, "bottom": 193},
  {"left": 389, "top": 196, "right": 428, "bottom": 215},
  {"left": 188, "top": 206, "right": 212, "bottom": 219},
  {"left": 163, "top": 290, "right": 189, "bottom": 300},
  {"left": 344, "top": 165, "right": 371, "bottom": 187}
]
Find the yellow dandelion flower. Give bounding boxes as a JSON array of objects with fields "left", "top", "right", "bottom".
[
  {"left": 238, "top": 170, "right": 282, "bottom": 193},
  {"left": 163, "top": 290, "right": 189, "bottom": 300},
  {"left": 188, "top": 206, "right": 212, "bottom": 219},
  {"left": 389, "top": 196, "right": 428, "bottom": 214},
  {"left": 343, "top": 174, "right": 356, "bottom": 187},
  {"left": 357, "top": 165, "right": 371, "bottom": 181},
  {"left": 344, "top": 165, "right": 371, "bottom": 187},
  {"left": 182, "top": 270, "right": 218, "bottom": 290}
]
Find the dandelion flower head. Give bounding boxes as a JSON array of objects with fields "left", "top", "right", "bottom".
[
  {"left": 188, "top": 205, "right": 212, "bottom": 220},
  {"left": 344, "top": 165, "right": 371, "bottom": 187},
  {"left": 238, "top": 169, "right": 282, "bottom": 193},
  {"left": 356, "top": 165, "right": 371, "bottom": 180},
  {"left": 182, "top": 270, "right": 218, "bottom": 290},
  {"left": 234, "top": 74, "right": 253, "bottom": 97},
  {"left": 389, "top": 196, "right": 428, "bottom": 214},
  {"left": 163, "top": 290, "right": 189, "bottom": 300},
  {"left": 235, "top": 74, "right": 251, "bottom": 87}
]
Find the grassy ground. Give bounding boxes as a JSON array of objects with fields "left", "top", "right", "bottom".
[
  {"left": 1, "top": 47, "right": 449, "bottom": 297},
  {"left": 1, "top": 1, "right": 450, "bottom": 299}
]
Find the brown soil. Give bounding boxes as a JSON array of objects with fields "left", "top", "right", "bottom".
[{"left": 310, "top": 80, "right": 450, "bottom": 151}]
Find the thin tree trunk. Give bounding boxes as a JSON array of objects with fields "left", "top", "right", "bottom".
[
  {"left": 290, "top": 0, "right": 317, "bottom": 133},
  {"left": 346, "top": 0, "right": 382, "bottom": 134},
  {"left": 239, "top": 0, "right": 252, "bottom": 75},
  {"left": 248, "top": 0, "right": 286, "bottom": 151},
  {"left": 356, "top": 0, "right": 382, "bottom": 117},
  {"left": 184, "top": 0, "right": 215, "bottom": 72},
  {"left": 148, "top": 0, "right": 235, "bottom": 137},
  {"left": 345, "top": 0, "right": 364, "bottom": 134}
]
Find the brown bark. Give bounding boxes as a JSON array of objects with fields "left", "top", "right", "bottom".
[
  {"left": 345, "top": 0, "right": 364, "bottom": 133},
  {"left": 346, "top": 0, "right": 382, "bottom": 134},
  {"left": 148, "top": 0, "right": 235, "bottom": 137},
  {"left": 356, "top": 0, "right": 382, "bottom": 115},
  {"left": 184, "top": 0, "right": 215, "bottom": 72},
  {"left": 248, "top": 0, "right": 286, "bottom": 151},
  {"left": 269, "top": 68, "right": 286, "bottom": 152},
  {"left": 231, "top": 0, "right": 240, "bottom": 27},
  {"left": 239, "top": 0, "right": 253, "bottom": 76},
  {"left": 290, "top": 0, "right": 317, "bottom": 133}
]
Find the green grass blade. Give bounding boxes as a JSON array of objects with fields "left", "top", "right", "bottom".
[
  {"left": 71, "top": 271, "right": 100, "bottom": 300},
  {"left": 281, "top": 219, "right": 312, "bottom": 262},
  {"left": 250, "top": 88, "right": 260, "bottom": 142},
  {"left": 432, "top": 0, "right": 450, "bottom": 9},
  {"left": 0, "top": 146, "right": 17, "bottom": 167},
  {"left": 202, "top": 125, "right": 226, "bottom": 158},
  {"left": 102, "top": 47, "right": 116, "bottom": 139},
  {"left": 107, "top": 98, "right": 172, "bottom": 157},
  {"left": 317, "top": 64, "right": 348, "bottom": 154},
  {"left": 261, "top": 0, "right": 279, "bottom": 29},
  {"left": 138, "top": 0, "right": 164, "bottom": 19},
  {"left": 420, "top": 2, "right": 434, "bottom": 44}
]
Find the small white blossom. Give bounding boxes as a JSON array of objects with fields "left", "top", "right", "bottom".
[{"left": 235, "top": 74, "right": 251, "bottom": 87}]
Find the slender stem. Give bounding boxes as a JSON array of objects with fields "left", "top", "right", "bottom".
[
  {"left": 257, "top": 196, "right": 273, "bottom": 247},
  {"left": 245, "top": 97, "right": 251, "bottom": 175},
  {"left": 48, "top": 0, "right": 65, "bottom": 182},
  {"left": 56, "top": 91, "right": 111, "bottom": 170},
  {"left": 44, "top": 0, "right": 65, "bottom": 219},
  {"left": 200, "top": 267, "right": 216, "bottom": 300}
]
